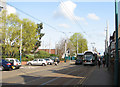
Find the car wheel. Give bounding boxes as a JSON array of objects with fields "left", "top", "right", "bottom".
[
  {"left": 28, "top": 63, "right": 32, "bottom": 66},
  {"left": 8, "top": 68, "right": 12, "bottom": 71},
  {"left": 42, "top": 63, "right": 46, "bottom": 66}
]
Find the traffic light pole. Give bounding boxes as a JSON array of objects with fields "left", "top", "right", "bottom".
[{"left": 114, "top": 0, "right": 119, "bottom": 86}]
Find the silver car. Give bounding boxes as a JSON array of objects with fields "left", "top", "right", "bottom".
[
  {"left": 27, "top": 58, "right": 47, "bottom": 66},
  {"left": 45, "top": 58, "right": 54, "bottom": 65}
]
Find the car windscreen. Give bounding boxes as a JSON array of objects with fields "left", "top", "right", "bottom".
[
  {"left": 76, "top": 59, "right": 82, "bottom": 61},
  {"left": 45, "top": 59, "right": 49, "bottom": 61},
  {"left": 84, "top": 55, "right": 93, "bottom": 60}
]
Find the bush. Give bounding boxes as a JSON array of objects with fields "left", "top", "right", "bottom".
[
  {"left": 50, "top": 54, "right": 59, "bottom": 57},
  {"left": 25, "top": 54, "right": 34, "bottom": 58},
  {"left": 60, "top": 58, "right": 65, "bottom": 61},
  {"left": 21, "top": 57, "right": 34, "bottom": 61},
  {"left": 34, "top": 50, "right": 50, "bottom": 58}
]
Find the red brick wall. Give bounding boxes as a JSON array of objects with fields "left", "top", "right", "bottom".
[{"left": 37, "top": 49, "right": 55, "bottom": 54}]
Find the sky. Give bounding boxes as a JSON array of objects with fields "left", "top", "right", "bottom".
[{"left": 6, "top": 0, "right": 118, "bottom": 55}]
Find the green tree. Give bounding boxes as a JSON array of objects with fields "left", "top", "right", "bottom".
[
  {"left": 1, "top": 10, "right": 44, "bottom": 58},
  {"left": 22, "top": 18, "right": 39, "bottom": 54},
  {"left": 34, "top": 23, "right": 44, "bottom": 51},
  {"left": 69, "top": 33, "right": 88, "bottom": 54},
  {"left": 1, "top": 11, "right": 21, "bottom": 57}
]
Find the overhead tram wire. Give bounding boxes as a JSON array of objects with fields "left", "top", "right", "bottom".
[
  {"left": 59, "top": 0, "right": 90, "bottom": 37},
  {"left": 6, "top": 2, "right": 66, "bottom": 35},
  {"left": 59, "top": 0, "right": 96, "bottom": 51}
]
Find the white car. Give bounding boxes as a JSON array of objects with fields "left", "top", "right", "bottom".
[
  {"left": 27, "top": 58, "right": 47, "bottom": 66},
  {"left": 5, "top": 58, "right": 21, "bottom": 69},
  {"left": 45, "top": 58, "right": 54, "bottom": 65}
]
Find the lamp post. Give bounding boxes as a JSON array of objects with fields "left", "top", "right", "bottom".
[{"left": 20, "top": 24, "right": 22, "bottom": 63}]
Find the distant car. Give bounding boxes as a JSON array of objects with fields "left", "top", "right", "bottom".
[
  {"left": 27, "top": 58, "right": 47, "bottom": 66},
  {"left": 45, "top": 58, "right": 54, "bottom": 65},
  {"left": 5, "top": 58, "right": 21, "bottom": 69},
  {"left": 75, "top": 59, "right": 83, "bottom": 65},
  {"left": 0, "top": 59, "right": 12, "bottom": 71}
]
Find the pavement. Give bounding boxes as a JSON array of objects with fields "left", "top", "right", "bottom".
[{"left": 83, "top": 65, "right": 114, "bottom": 86}]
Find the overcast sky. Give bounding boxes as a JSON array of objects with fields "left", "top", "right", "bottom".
[{"left": 6, "top": 0, "right": 118, "bottom": 55}]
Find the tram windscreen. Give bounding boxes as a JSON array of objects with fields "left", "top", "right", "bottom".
[{"left": 84, "top": 55, "right": 93, "bottom": 60}]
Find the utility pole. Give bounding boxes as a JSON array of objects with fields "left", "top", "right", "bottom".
[
  {"left": 55, "top": 43, "right": 58, "bottom": 55},
  {"left": 114, "top": 0, "right": 119, "bottom": 86},
  {"left": 64, "top": 40, "right": 67, "bottom": 62},
  {"left": 20, "top": 24, "right": 22, "bottom": 63},
  {"left": 49, "top": 39, "right": 51, "bottom": 54},
  {"left": 77, "top": 34, "right": 78, "bottom": 54},
  {"left": 105, "top": 20, "right": 109, "bottom": 68},
  {"left": 91, "top": 42, "right": 95, "bottom": 52}
]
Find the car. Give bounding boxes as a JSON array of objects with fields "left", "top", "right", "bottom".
[
  {"left": 5, "top": 58, "right": 21, "bottom": 69},
  {"left": 75, "top": 59, "right": 83, "bottom": 65},
  {"left": 45, "top": 58, "right": 54, "bottom": 65},
  {"left": 27, "top": 58, "right": 47, "bottom": 66},
  {"left": 0, "top": 59, "right": 13, "bottom": 71}
]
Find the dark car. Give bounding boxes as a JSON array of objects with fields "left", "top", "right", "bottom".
[
  {"left": 0, "top": 59, "right": 13, "bottom": 71},
  {"left": 75, "top": 59, "right": 83, "bottom": 65}
]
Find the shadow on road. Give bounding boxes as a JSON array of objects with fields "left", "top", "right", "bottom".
[
  {"left": 2, "top": 74, "right": 82, "bottom": 86},
  {"left": 2, "top": 64, "right": 96, "bottom": 86}
]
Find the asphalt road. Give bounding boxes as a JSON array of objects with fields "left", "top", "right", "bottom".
[{"left": 2, "top": 61, "right": 96, "bottom": 86}]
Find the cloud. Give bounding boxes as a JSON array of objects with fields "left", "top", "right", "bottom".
[
  {"left": 87, "top": 13, "right": 100, "bottom": 20},
  {"left": 6, "top": 5, "right": 16, "bottom": 15},
  {"left": 58, "top": 23, "right": 70, "bottom": 28},
  {"left": 54, "top": 1, "right": 85, "bottom": 21}
]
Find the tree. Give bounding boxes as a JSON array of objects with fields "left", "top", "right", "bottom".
[
  {"left": 34, "top": 23, "right": 44, "bottom": 51},
  {"left": 55, "top": 38, "right": 66, "bottom": 58},
  {"left": 22, "top": 18, "right": 39, "bottom": 54},
  {"left": 69, "top": 33, "right": 88, "bottom": 54},
  {"left": 1, "top": 10, "right": 44, "bottom": 58},
  {"left": 55, "top": 33, "right": 88, "bottom": 58},
  {"left": 1, "top": 11, "right": 21, "bottom": 57}
]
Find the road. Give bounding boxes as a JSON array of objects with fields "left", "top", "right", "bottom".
[{"left": 2, "top": 61, "right": 96, "bottom": 86}]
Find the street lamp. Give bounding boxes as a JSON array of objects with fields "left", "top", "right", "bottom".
[{"left": 20, "top": 24, "right": 22, "bottom": 63}]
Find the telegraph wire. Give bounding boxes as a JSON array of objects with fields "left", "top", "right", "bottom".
[
  {"left": 60, "top": 0, "right": 91, "bottom": 38},
  {"left": 6, "top": 2, "right": 66, "bottom": 35}
]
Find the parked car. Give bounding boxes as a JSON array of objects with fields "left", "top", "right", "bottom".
[
  {"left": 27, "top": 58, "right": 47, "bottom": 66},
  {"left": 5, "top": 58, "right": 21, "bottom": 69},
  {"left": 45, "top": 58, "right": 54, "bottom": 65},
  {"left": 75, "top": 59, "right": 83, "bottom": 65},
  {"left": 0, "top": 59, "right": 12, "bottom": 71}
]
